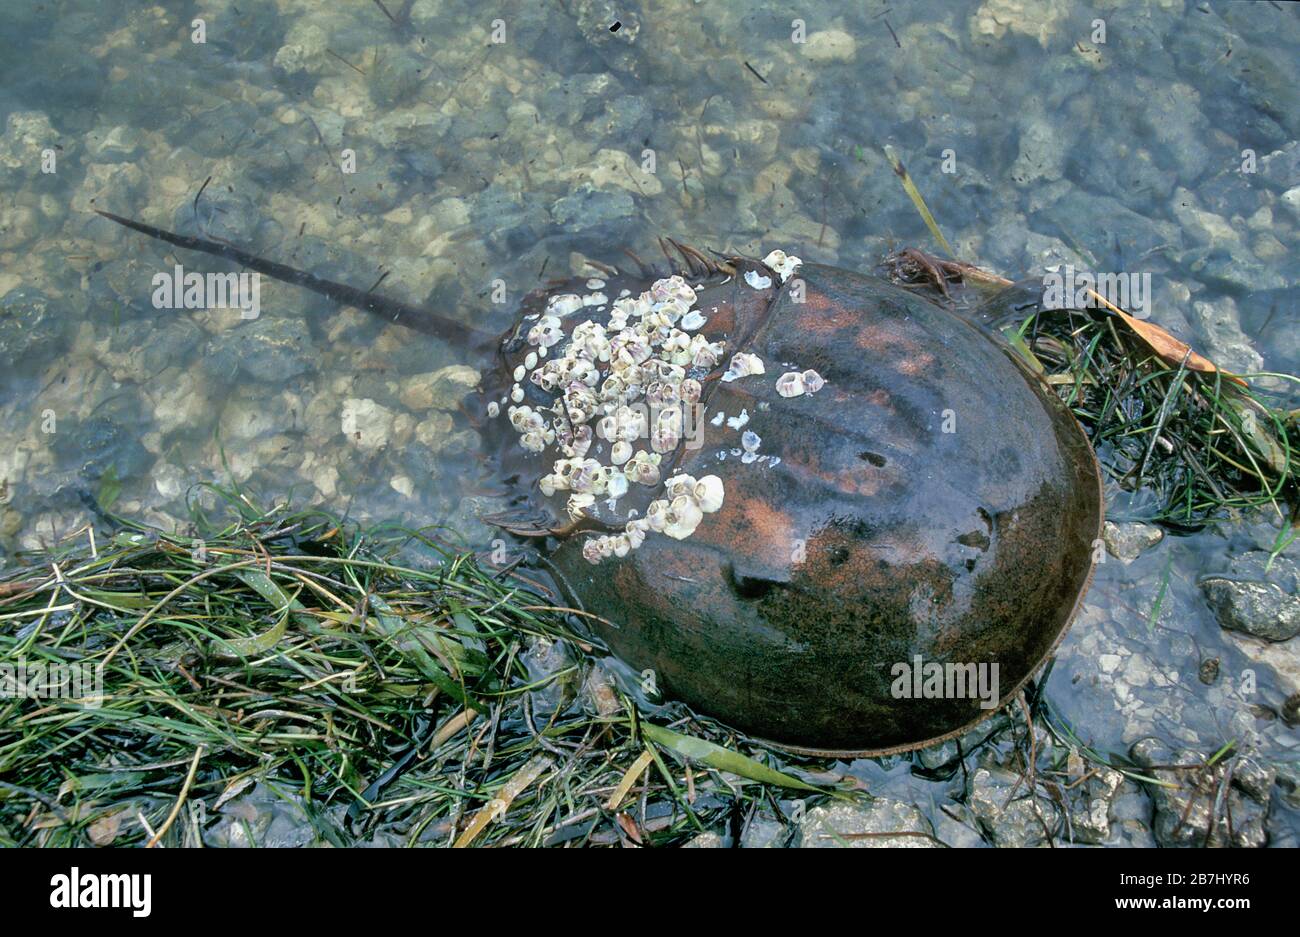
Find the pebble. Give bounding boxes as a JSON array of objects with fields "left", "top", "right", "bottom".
[
  {"left": 341, "top": 398, "right": 400, "bottom": 451},
  {"left": 802, "top": 30, "right": 857, "bottom": 63},
  {"left": 796, "top": 799, "right": 936, "bottom": 848},
  {"left": 1200, "top": 552, "right": 1300, "bottom": 642},
  {"left": 1102, "top": 521, "right": 1164, "bottom": 563}
]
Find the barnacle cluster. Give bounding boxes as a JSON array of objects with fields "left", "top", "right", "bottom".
[
  {"left": 581, "top": 472, "right": 725, "bottom": 563},
  {"left": 761, "top": 249, "right": 803, "bottom": 283},
  {"left": 498, "top": 273, "right": 733, "bottom": 564},
  {"left": 776, "top": 369, "right": 826, "bottom": 398},
  {"left": 493, "top": 254, "right": 807, "bottom": 566}
]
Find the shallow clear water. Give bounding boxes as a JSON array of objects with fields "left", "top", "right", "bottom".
[{"left": 1, "top": 0, "right": 1297, "bottom": 844}]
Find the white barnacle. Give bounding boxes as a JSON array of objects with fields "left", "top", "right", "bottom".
[
  {"left": 552, "top": 457, "right": 580, "bottom": 487},
  {"left": 693, "top": 475, "right": 725, "bottom": 513},
  {"left": 679, "top": 378, "right": 702, "bottom": 405},
  {"left": 613, "top": 295, "right": 651, "bottom": 319},
  {"left": 565, "top": 377, "right": 598, "bottom": 406},
  {"left": 611, "top": 331, "right": 653, "bottom": 365},
  {"left": 582, "top": 539, "right": 603, "bottom": 564},
  {"left": 651, "top": 405, "right": 682, "bottom": 453},
  {"left": 722, "top": 352, "right": 765, "bottom": 382},
  {"left": 626, "top": 450, "right": 662, "bottom": 486},
  {"left": 568, "top": 358, "right": 599, "bottom": 387},
  {"left": 567, "top": 458, "right": 602, "bottom": 495},
  {"left": 622, "top": 420, "right": 651, "bottom": 448},
  {"left": 776, "top": 371, "right": 806, "bottom": 398},
  {"left": 680, "top": 309, "right": 706, "bottom": 331},
  {"left": 661, "top": 330, "right": 693, "bottom": 365},
  {"left": 650, "top": 275, "right": 696, "bottom": 307},
  {"left": 665, "top": 473, "right": 697, "bottom": 500},
  {"left": 486, "top": 401, "right": 500, "bottom": 418},
  {"left": 600, "top": 373, "right": 627, "bottom": 402},
  {"left": 645, "top": 498, "right": 669, "bottom": 532},
  {"left": 762, "top": 249, "right": 803, "bottom": 283},
  {"left": 640, "top": 308, "right": 673, "bottom": 337},
  {"left": 547, "top": 294, "right": 584, "bottom": 317},
  {"left": 649, "top": 359, "right": 685, "bottom": 383},
  {"left": 663, "top": 495, "right": 704, "bottom": 540},
  {"left": 744, "top": 270, "right": 773, "bottom": 290},
  {"left": 645, "top": 380, "right": 680, "bottom": 409},
  {"left": 691, "top": 340, "right": 722, "bottom": 366},
  {"left": 655, "top": 297, "right": 692, "bottom": 323},
  {"left": 511, "top": 383, "right": 525, "bottom": 403},
  {"left": 566, "top": 423, "right": 593, "bottom": 459},
  {"left": 617, "top": 361, "right": 646, "bottom": 391},
  {"left": 526, "top": 315, "right": 564, "bottom": 348},
  {"left": 615, "top": 406, "right": 648, "bottom": 442},
  {"left": 741, "top": 430, "right": 761, "bottom": 453},
  {"left": 802, "top": 369, "right": 826, "bottom": 394},
  {"left": 590, "top": 463, "right": 612, "bottom": 495},
  {"left": 510, "top": 405, "right": 545, "bottom": 434},
  {"left": 569, "top": 323, "right": 608, "bottom": 363},
  {"left": 566, "top": 492, "right": 596, "bottom": 520},
  {"left": 610, "top": 440, "right": 632, "bottom": 465}
]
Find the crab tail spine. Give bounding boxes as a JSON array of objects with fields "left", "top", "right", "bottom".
[{"left": 93, "top": 210, "right": 490, "bottom": 350}]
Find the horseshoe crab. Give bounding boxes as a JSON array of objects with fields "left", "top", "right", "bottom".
[{"left": 95, "top": 211, "right": 1104, "bottom": 755}]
